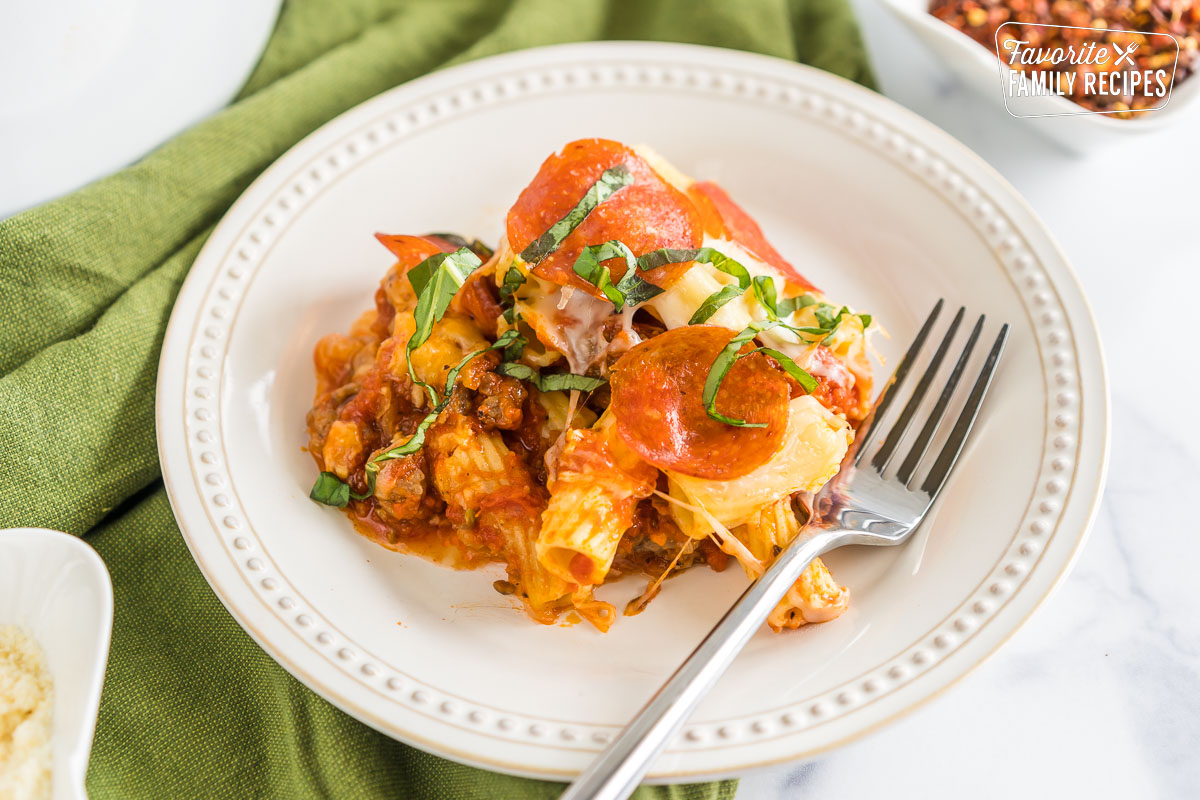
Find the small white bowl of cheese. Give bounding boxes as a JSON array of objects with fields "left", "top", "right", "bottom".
[{"left": 1, "top": 529, "right": 112, "bottom": 800}]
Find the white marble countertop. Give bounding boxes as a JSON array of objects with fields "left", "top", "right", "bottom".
[
  {"left": 740, "top": 3, "right": 1200, "bottom": 798},
  {"left": 11, "top": 9, "right": 1192, "bottom": 795}
]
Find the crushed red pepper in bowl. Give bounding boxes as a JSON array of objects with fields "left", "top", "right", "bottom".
[{"left": 928, "top": 0, "right": 1200, "bottom": 117}]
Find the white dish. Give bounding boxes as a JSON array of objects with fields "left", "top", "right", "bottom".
[
  {"left": 877, "top": 0, "right": 1200, "bottom": 150},
  {"left": 156, "top": 42, "right": 1109, "bottom": 780},
  {"left": 0, "top": 0, "right": 281, "bottom": 218},
  {"left": 0, "top": 528, "right": 113, "bottom": 800}
]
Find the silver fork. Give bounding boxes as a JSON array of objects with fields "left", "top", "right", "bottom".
[{"left": 561, "top": 300, "right": 1009, "bottom": 800}]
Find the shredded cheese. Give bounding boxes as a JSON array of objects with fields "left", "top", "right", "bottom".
[
  {"left": 626, "top": 539, "right": 695, "bottom": 616},
  {"left": 653, "top": 489, "right": 765, "bottom": 578},
  {"left": 0, "top": 626, "right": 53, "bottom": 800}
]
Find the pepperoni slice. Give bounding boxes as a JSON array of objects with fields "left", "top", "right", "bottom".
[
  {"left": 609, "top": 326, "right": 790, "bottom": 480},
  {"left": 374, "top": 234, "right": 454, "bottom": 270},
  {"left": 687, "top": 181, "right": 817, "bottom": 293},
  {"left": 506, "top": 139, "right": 703, "bottom": 294}
]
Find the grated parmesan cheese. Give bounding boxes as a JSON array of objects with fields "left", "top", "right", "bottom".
[{"left": 0, "top": 626, "right": 53, "bottom": 800}]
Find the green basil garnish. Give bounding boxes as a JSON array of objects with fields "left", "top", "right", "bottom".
[
  {"left": 620, "top": 273, "right": 665, "bottom": 307},
  {"left": 310, "top": 471, "right": 355, "bottom": 507},
  {"left": 751, "top": 346, "right": 819, "bottom": 394},
  {"left": 635, "top": 247, "right": 709, "bottom": 272},
  {"left": 702, "top": 325, "right": 764, "bottom": 428},
  {"left": 701, "top": 321, "right": 818, "bottom": 428},
  {"left": 775, "top": 292, "right": 817, "bottom": 318},
  {"left": 796, "top": 302, "right": 866, "bottom": 345},
  {"left": 499, "top": 264, "right": 526, "bottom": 304},
  {"left": 498, "top": 264, "right": 526, "bottom": 324},
  {"left": 813, "top": 304, "right": 843, "bottom": 330},
  {"left": 570, "top": 241, "right": 664, "bottom": 310},
  {"left": 496, "top": 362, "right": 607, "bottom": 393},
  {"left": 742, "top": 274, "right": 821, "bottom": 322},
  {"left": 689, "top": 285, "right": 745, "bottom": 325},
  {"left": 571, "top": 241, "right": 632, "bottom": 307},
  {"left": 404, "top": 247, "right": 483, "bottom": 404},
  {"left": 634, "top": 247, "right": 754, "bottom": 324},
  {"left": 500, "top": 329, "right": 527, "bottom": 362},
  {"left": 519, "top": 165, "right": 634, "bottom": 264},
  {"left": 752, "top": 275, "right": 778, "bottom": 316}
]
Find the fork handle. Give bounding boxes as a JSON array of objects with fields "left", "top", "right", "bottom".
[{"left": 559, "top": 531, "right": 837, "bottom": 800}]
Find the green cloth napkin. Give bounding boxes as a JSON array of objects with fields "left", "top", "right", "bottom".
[{"left": 0, "top": 1, "right": 873, "bottom": 796}]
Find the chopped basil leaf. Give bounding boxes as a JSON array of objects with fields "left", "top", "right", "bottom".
[
  {"left": 688, "top": 285, "right": 745, "bottom": 325},
  {"left": 310, "top": 471, "right": 352, "bottom": 507},
  {"left": 309, "top": 469, "right": 373, "bottom": 508},
  {"left": 613, "top": 255, "right": 664, "bottom": 305},
  {"left": 500, "top": 329, "right": 527, "bottom": 362},
  {"left": 752, "top": 276, "right": 778, "bottom": 317},
  {"left": 535, "top": 372, "right": 608, "bottom": 393},
  {"left": 701, "top": 320, "right": 818, "bottom": 427},
  {"left": 405, "top": 247, "right": 483, "bottom": 404},
  {"left": 811, "top": 303, "right": 851, "bottom": 332},
  {"left": 702, "top": 325, "right": 764, "bottom": 427},
  {"left": 572, "top": 241, "right": 635, "bottom": 308},
  {"left": 636, "top": 247, "right": 707, "bottom": 272},
  {"left": 637, "top": 247, "right": 752, "bottom": 324},
  {"left": 498, "top": 264, "right": 526, "bottom": 324},
  {"left": 618, "top": 274, "right": 664, "bottom": 307},
  {"left": 496, "top": 362, "right": 608, "bottom": 393},
  {"left": 752, "top": 347, "right": 819, "bottom": 394},
  {"left": 499, "top": 264, "right": 526, "bottom": 303},
  {"left": 775, "top": 292, "right": 817, "bottom": 318},
  {"left": 571, "top": 241, "right": 664, "bottom": 310},
  {"left": 407, "top": 247, "right": 480, "bottom": 301},
  {"left": 520, "top": 165, "right": 634, "bottom": 264},
  {"left": 784, "top": 302, "right": 869, "bottom": 344}
]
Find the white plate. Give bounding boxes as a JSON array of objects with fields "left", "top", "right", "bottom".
[
  {"left": 0, "top": 528, "right": 113, "bottom": 800},
  {"left": 156, "top": 42, "right": 1109, "bottom": 780}
]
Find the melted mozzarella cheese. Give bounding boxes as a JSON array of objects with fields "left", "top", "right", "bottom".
[
  {"left": 644, "top": 234, "right": 811, "bottom": 355},
  {"left": 525, "top": 283, "right": 612, "bottom": 374},
  {"left": 517, "top": 276, "right": 642, "bottom": 375},
  {"left": 666, "top": 396, "right": 853, "bottom": 536}
]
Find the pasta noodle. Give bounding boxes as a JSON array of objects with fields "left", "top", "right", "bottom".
[{"left": 741, "top": 498, "right": 850, "bottom": 631}]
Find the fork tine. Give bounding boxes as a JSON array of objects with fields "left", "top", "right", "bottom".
[
  {"left": 870, "top": 306, "right": 965, "bottom": 473},
  {"left": 896, "top": 314, "right": 985, "bottom": 484},
  {"left": 853, "top": 299, "right": 944, "bottom": 466},
  {"left": 919, "top": 324, "right": 1009, "bottom": 496}
]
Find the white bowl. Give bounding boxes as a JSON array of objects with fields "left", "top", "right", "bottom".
[
  {"left": 0, "top": 529, "right": 113, "bottom": 800},
  {"left": 877, "top": 0, "right": 1200, "bottom": 150},
  {"left": 0, "top": 0, "right": 281, "bottom": 218}
]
